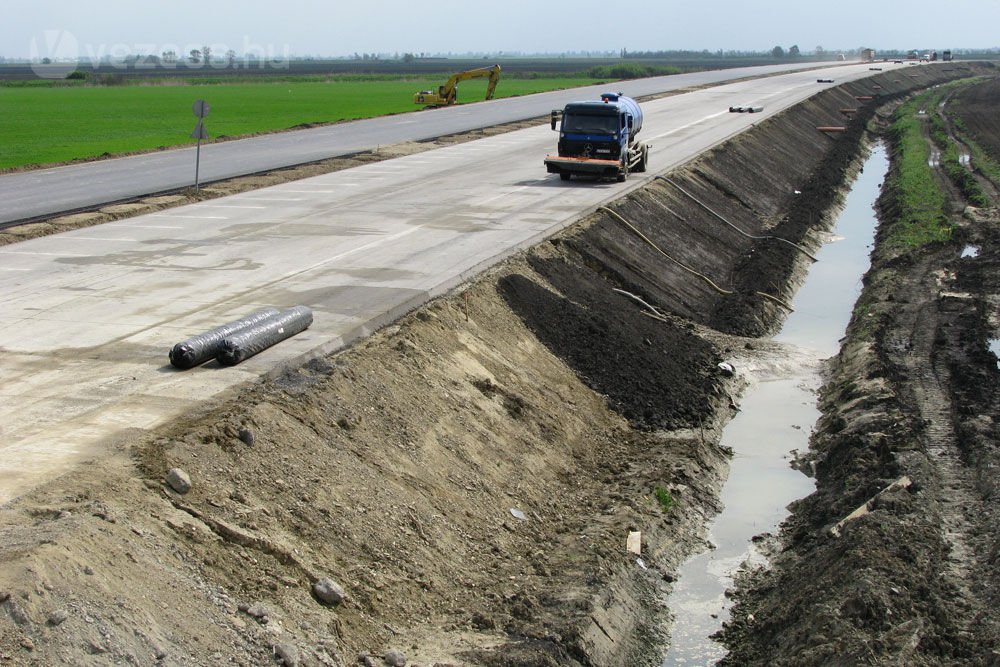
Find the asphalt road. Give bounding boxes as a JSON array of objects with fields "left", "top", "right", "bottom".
[
  {"left": 0, "top": 62, "right": 897, "bottom": 504},
  {"left": 2, "top": 62, "right": 839, "bottom": 226}
]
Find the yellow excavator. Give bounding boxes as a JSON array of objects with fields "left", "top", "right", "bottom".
[{"left": 413, "top": 65, "right": 501, "bottom": 106}]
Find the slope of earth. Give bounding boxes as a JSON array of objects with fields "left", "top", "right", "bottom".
[
  {"left": 952, "top": 77, "right": 1000, "bottom": 160},
  {"left": 0, "top": 63, "right": 993, "bottom": 667},
  {"left": 719, "top": 74, "right": 1000, "bottom": 665}
]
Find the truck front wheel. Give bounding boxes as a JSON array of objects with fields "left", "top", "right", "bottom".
[{"left": 616, "top": 163, "right": 628, "bottom": 182}]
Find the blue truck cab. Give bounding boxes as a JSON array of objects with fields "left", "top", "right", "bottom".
[{"left": 544, "top": 92, "right": 649, "bottom": 182}]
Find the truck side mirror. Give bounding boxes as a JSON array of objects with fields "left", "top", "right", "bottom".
[{"left": 550, "top": 110, "right": 560, "bottom": 131}]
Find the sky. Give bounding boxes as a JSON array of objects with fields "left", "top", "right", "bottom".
[{"left": 4, "top": 0, "right": 1000, "bottom": 60}]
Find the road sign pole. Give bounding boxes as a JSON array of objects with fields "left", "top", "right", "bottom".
[
  {"left": 190, "top": 99, "right": 211, "bottom": 191},
  {"left": 195, "top": 138, "right": 202, "bottom": 190}
]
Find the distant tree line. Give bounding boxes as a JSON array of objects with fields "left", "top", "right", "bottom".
[{"left": 620, "top": 47, "right": 806, "bottom": 59}]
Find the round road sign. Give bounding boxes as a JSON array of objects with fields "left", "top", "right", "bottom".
[{"left": 192, "top": 99, "right": 211, "bottom": 118}]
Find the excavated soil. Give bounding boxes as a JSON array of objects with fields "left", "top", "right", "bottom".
[
  {"left": 1, "top": 63, "right": 997, "bottom": 667},
  {"left": 953, "top": 77, "right": 1000, "bottom": 160}
]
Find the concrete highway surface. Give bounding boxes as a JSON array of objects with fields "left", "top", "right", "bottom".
[
  {"left": 0, "top": 62, "right": 899, "bottom": 504},
  {"left": 4, "top": 62, "right": 841, "bottom": 226}
]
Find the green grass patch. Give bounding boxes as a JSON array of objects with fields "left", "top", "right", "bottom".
[
  {"left": 0, "top": 76, "right": 599, "bottom": 169},
  {"left": 884, "top": 93, "right": 953, "bottom": 252},
  {"left": 654, "top": 486, "right": 674, "bottom": 513}
]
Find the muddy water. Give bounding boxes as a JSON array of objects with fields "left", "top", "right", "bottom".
[{"left": 661, "top": 145, "right": 888, "bottom": 666}]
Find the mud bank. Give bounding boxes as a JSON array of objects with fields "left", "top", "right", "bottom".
[
  {"left": 720, "top": 74, "right": 1000, "bottom": 664},
  {"left": 0, "top": 63, "right": 992, "bottom": 666}
]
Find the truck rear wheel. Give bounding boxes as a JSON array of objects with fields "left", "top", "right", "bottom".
[
  {"left": 634, "top": 145, "right": 649, "bottom": 173},
  {"left": 560, "top": 173, "right": 571, "bottom": 181}
]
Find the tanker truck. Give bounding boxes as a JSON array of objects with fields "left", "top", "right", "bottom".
[{"left": 544, "top": 92, "right": 649, "bottom": 182}]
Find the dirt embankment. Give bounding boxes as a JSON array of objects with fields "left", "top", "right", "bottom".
[{"left": 0, "top": 63, "right": 993, "bottom": 667}]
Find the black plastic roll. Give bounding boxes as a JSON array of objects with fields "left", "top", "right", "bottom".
[
  {"left": 216, "top": 306, "right": 314, "bottom": 366},
  {"left": 169, "top": 308, "right": 281, "bottom": 369}
]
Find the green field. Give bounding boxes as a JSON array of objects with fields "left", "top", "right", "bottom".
[{"left": 0, "top": 77, "right": 600, "bottom": 169}]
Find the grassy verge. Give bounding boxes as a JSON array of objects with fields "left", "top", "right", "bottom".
[
  {"left": 0, "top": 76, "right": 599, "bottom": 169},
  {"left": 882, "top": 91, "right": 953, "bottom": 252}
]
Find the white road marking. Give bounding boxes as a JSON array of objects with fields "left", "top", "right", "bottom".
[
  {"left": 113, "top": 224, "right": 183, "bottom": 229},
  {"left": 477, "top": 186, "right": 529, "bottom": 206},
  {"left": 647, "top": 110, "right": 731, "bottom": 141},
  {"left": 149, "top": 214, "right": 228, "bottom": 220},
  {"left": 196, "top": 204, "right": 267, "bottom": 209},
  {"left": 291, "top": 182, "right": 361, "bottom": 187},
  {"left": 62, "top": 237, "right": 136, "bottom": 242},
  {"left": 0, "top": 250, "right": 91, "bottom": 257},
  {"left": 285, "top": 225, "right": 426, "bottom": 279}
]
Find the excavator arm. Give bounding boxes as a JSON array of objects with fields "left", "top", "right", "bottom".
[
  {"left": 483, "top": 66, "right": 500, "bottom": 101},
  {"left": 414, "top": 65, "right": 501, "bottom": 106}
]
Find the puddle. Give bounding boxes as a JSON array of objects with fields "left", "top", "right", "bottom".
[
  {"left": 962, "top": 245, "right": 980, "bottom": 258},
  {"left": 660, "top": 145, "right": 888, "bottom": 665}
]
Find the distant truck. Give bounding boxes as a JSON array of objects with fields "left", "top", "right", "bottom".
[
  {"left": 943, "top": 50, "right": 953, "bottom": 61},
  {"left": 544, "top": 92, "right": 649, "bottom": 182},
  {"left": 861, "top": 48, "right": 876, "bottom": 62}
]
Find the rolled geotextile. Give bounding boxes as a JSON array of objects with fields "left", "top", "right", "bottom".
[
  {"left": 216, "top": 306, "right": 313, "bottom": 367},
  {"left": 169, "top": 308, "right": 281, "bottom": 370}
]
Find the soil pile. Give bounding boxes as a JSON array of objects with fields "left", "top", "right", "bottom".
[{"left": 0, "top": 63, "right": 995, "bottom": 666}]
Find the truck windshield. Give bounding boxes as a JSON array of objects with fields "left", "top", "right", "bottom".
[{"left": 562, "top": 113, "right": 619, "bottom": 135}]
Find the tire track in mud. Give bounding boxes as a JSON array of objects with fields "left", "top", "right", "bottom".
[
  {"left": 911, "top": 100, "right": 981, "bottom": 605},
  {"left": 937, "top": 91, "right": 1000, "bottom": 206},
  {"left": 888, "top": 81, "right": 1000, "bottom": 655},
  {"left": 897, "top": 273, "right": 979, "bottom": 621},
  {"left": 918, "top": 102, "right": 964, "bottom": 211}
]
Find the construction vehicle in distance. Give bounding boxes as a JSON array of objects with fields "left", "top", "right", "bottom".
[
  {"left": 943, "top": 50, "right": 953, "bottom": 61},
  {"left": 413, "top": 65, "right": 501, "bottom": 106},
  {"left": 544, "top": 92, "right": 649, "bottom": 182}
]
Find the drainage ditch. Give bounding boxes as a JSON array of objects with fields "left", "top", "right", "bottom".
[{"left": 661, "top": 144, "right": 888, "bottom": 665}]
